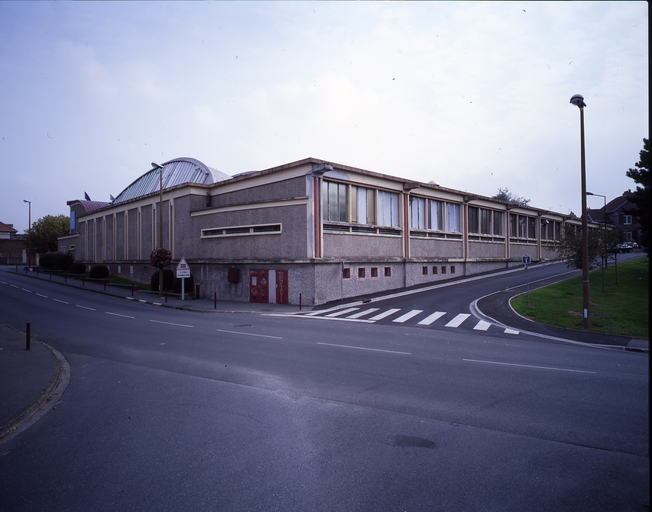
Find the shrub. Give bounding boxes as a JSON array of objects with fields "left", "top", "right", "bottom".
[
  {"left": 151, "top": 269, "right": 175, "bottom": 292},
  {"left": 40, "top": 252, "right": 75, "bottom": 271},
  {"left": 90, "top": 265, "right": 109, "bottom": 279},
  {"left": 68, "top": 263, "right": 86, "bottom": 274}
]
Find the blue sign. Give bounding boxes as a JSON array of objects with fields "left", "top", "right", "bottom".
[{"left": 522, "top": 255, "right": 531, "bottom": 265}]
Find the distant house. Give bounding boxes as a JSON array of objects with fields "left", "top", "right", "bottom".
[
  {"left": 59, "top": 156, "right": 601, "bottom": 305},
  {"left": 0, "top": 221, "right": 26, "bottom": 264},
  {"left": 587, "top": 191, "right": 644, "bottom": 246}
]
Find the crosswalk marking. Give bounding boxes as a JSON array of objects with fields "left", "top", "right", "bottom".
[
  {"left": 347, "top": 308, "right": 379, "bottom": 319},
  {"left": 473, "top": 320, "right": 492, "bottom": 331},
  {"left": 417, "top": 311, "right": 446, "bottom": 326},
  {"left": 392, "top": 309, "right": 423, "bottom": 323},
  {"left": 326, "top": 307, "right": 359, "bottom": 318},
  {"left": 369, "top": 308, "right": 401, "bottom": 321},
  {"left": 445, "top": 313, "right": 470, "bottom": 328}
]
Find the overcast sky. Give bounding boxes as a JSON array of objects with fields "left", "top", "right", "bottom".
[{"left": 1, "top": 1, "right": 648, "bottom": 233}]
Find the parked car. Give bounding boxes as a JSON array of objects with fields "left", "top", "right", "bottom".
[{"left": 616, "top": 243, "right": 633, "bottom": 253}]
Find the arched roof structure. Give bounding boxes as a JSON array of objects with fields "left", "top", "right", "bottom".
[{"left": 112, "top": 157, "right": 229, "bottom": 205}]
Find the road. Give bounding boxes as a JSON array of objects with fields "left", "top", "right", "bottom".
[{"left": 0, "top": 265, "right": 648, "bottom": 511}]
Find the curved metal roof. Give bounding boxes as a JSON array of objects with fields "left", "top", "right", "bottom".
[{"left": 112, "top": 157, "right": 229, "bottom": 205}]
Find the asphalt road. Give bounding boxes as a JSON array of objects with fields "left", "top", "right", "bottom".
[{"left": 0, "top": 267, "right": 648, "bottom": 511}]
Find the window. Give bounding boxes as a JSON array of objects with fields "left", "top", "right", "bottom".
[
  {"left": 441, "top": 266, "right": 446, "bottom": 274},
  {"left": 371, "top": 267, "right": 378, "bottom": 277},
  {"left": 509, "top": 214, "right": 517, "bottom": 237},
  {"left": 378, "top": 190, "right": 400, "bottom": 227},
  {"left": 358, "top": 267, "right": 366, "bottom": 278},
  {"left": 446, "top": 203, "right": 461, "bottom": 233},
  {"left": 410, "top": 197, "right": 426, "bottom": 229},
  {"left": 623, "top": 215, "right": 633, "bottom": 225},
  {"left": 519, "top": 216, "right": 527, "bottom": 238},
  {"left": 432, "top": 266, "right": 438, "bottom": 274},
  {"left": 429, "top": 200, "right": 444, "bottom": 231},
  {"left": 480, "top": 208, "right": 492, "bottom": 235},
  {"left": 70, "top": 211, "right": 77, "bottom": 231},
  {"left": 528, "top": 217, "right": 536, "bottom": 239},
  {"left": 493, "top": 212, "right": 504, "bottom": 236},
  {"left": 422, "top": 266, "right": 428, "bottom": 275},
  {"left": 451, "top": 265, "right": 455, "bottom": 274},
  {"left": 342, "top": 268, "right": 350, "bottom": 279},
  {"left": 352, "top": 186, "right": 375, "bottom": 224},
  {"left": 322, "top": 181, "right": 348, "bottom": 222},
  {"left": 468, "top": 207, "right": 479, "bottom": 234},
  {"left": 384, "top": 267, "right": 391, "bottom": 277}
]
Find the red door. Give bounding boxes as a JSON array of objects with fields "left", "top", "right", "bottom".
[
  {"left": 249, "top": 270, "right": 269, "bottom": 303},
  {"left": 275, "top": 270, "right": 288, "bottom": 304}
]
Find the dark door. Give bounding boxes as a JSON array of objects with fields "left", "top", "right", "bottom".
[
  {"left": 249, "top": 270, "right": 269, "bottom": 303},
  {"left": 275, "top": 270, "right": 288, "bottom": 304}
]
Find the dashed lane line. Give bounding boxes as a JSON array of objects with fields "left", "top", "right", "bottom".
[
  {"left": 53, "top": 299, "right": 69, "bottom": 304},
  {"left": 105, "top": 312, "right": 135, "bottom": 319},
  {"left": 216, "top": 329, "right": 282, "bottom": 340},
  {"left": 76, "top": 305, "right": 96, "bottom": 311},
  {"left": 317, "top": 342, "right": 412, "bottom": 355},
  {"left": 463, "top": 359, "right": 596, "bottom": 374},
  {"left": 150, "top": 320, "right": 194, "bottom": 328}
]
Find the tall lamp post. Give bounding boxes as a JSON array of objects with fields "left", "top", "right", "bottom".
[
  {"left": 152, "top": 162, "right": 165, "bottom": 297},
  {"left": 570, "top": 93, "right": 590, "bottom": 328},
  {"left": 23, "top": 199, "right": 31, "bottom": 268},
  {"left": 587, "top": 192, "right": 606, "bottom": 293}
]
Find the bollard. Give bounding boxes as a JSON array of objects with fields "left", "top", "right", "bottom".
[
  {"left": 195, "top": 284, "right": 200, "bottom": 300},
  {"left": 64, "top": 273, "right": 67, "bottom": 283},
  {"left": 26, "top": 322, "right": 31, "bottom": 351},
  {"left": 131, "top": 283, "right": 135, "bottom": 296},
  {"left": 49, "top": 271, "right": 52, "bottom": 280},
  {"left": 165, "top": 288, "right": 168, "bottom": 303},
  {"left": 214, "top": 292, "right": 217, "bottom": 309},
  {"left": 36, "top": 268, "right": 39, "bottom": 277},
  {"left": 82, "top": 276, "right": 85, "bottom": 287},
  {"left": 103, "top": 279, "right": 107, "bottom": 291},
  {"left": 299, "top": 293, "right": 302, "bottom": 310}
]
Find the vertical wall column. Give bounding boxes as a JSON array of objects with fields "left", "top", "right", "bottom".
[{"left": 310, "top": 163, "right": 332, "bottom": 259}]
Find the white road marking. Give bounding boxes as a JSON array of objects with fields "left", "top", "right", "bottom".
[
  {"left": 76, "top": 305, "right": 96, "bottom": 311},
  {"left": 416, "top": 311, "right": 446, "bottom": 326},
  {"left": 463, "top": 359, "right": 596, "bottom": 374},
  {"left": 369, "top": 308, "right": 401, "bottom": 321},
  {"left": 393, "top": 309, "right": 423, "bottom": 323},
  {"left": 504, "top": 328, "right": 520, "bottom": 335},
  {"left": 473, "top": 320, "right": 492, "bottom": 331},
  {"left": 22, "top": 288, "right": 32, "bottom": 293},
  {"left": 317, "top": 342, "right": 411, "bottom": 355},
  {"left": 0, "top": 280, "right": 7, "bottom": 284},
  {"left": 216, "top": 329, "right": 282, "bottom": 339},
  {"left": 150, "top": 320, "right": 193, "bottom": 328},
  {"left": 10, "top": 284, "right": 19, "bottom": 288},
  {"left": 53, "top": 299, "right": 69, "bottom": 304},
  {"left": 445, "top": 313, "right": 470, "bottom": 328},
  {"left": 326, "top": 307, "right": 360, "bottom": 318},
  {"left": 105, "top": 312, "right": 135, "bottom": 319},
  {"left": 347, "top": 308, "right": 379, "bottom": 319},
  {"left": 36, "top": 293, "right": 48, "bottom": 298}
]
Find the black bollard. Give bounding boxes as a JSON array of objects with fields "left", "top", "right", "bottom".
[{"left": 26, "top": 322, "right": 31, "bottom": 351}]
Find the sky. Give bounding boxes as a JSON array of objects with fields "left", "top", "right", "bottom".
[{"left": 0, "top": 1, "right": 648, "bottom": 233}]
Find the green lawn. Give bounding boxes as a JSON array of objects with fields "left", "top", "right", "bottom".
[{"left": 511, "top": 256, "right": 649, "bottom": 339}]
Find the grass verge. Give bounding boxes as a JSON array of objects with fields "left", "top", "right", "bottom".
[{"left": 511, "top": 256, "right": 649, "bottom": 338}]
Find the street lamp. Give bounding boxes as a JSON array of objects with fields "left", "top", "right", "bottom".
[
  {"left": 570, "top": 93, "right": 590, "bottom": 328},
  {"left": 23, "top": 199, "right": 31, "bottom": 268},
  {"left": 587, "top": 192, "right": 606, "bottom": 293},
  {"left": 151, "top": 162, "right": 165, "bottom": 297}
]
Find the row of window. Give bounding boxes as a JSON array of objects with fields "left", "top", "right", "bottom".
[
  {"left": 342, "top": 266, "right": 392, "bottom": 279},
  {"left": 323, "top": 180, "right": 563, "bottom": 241}
]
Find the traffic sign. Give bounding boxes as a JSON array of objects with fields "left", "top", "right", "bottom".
[
  {"left": 522, "top": 255, "right": 531, "bottom": 266},
  {"left": 176, "top": 257, "right": 191, "bottom": 278}
]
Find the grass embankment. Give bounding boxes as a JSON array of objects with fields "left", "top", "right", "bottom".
[{"left": 511, "top": 256, "right": 649, "bottom": 339}]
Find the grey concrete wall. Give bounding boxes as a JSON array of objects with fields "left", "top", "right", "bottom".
[
  {"left": 115, "top": 212, "right": 125, "bottom": 260},
  {"left": 468, "top": 240, "right": 505, "bottom": 259},
  {"left": 323, "top": 233, "right": 403, "bottom": 259},
  {"left": 213, "top": 177, "right": 306, "bottom": 207},
  {"left": 140, "top": 205, "right": 153, "bottom": 260},
  {"left": 410, "top": 237, "right": 463, "bottom": 258},
  {"left": 127, "top": 209, "right": 138, "bottom": 260}
]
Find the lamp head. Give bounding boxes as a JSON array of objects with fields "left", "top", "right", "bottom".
[
  {"left": 570, "top": 94, "right": 586, "bottom": 109},
  {"left": 151, "top": 162, "right": 164, "bottom": 170}
]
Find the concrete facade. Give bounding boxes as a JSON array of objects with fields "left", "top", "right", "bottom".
[{"left": 59, "top": 157, "right": 591, "bottom": 305}]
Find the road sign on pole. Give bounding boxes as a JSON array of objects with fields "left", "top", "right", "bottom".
[
  {"left": 176, "top": 258, "right": 191, "bottom": 300},
  {"left": 522, "top": 255, "right": 531, "bottom": 305}
]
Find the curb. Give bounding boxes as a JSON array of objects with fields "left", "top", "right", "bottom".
[{"left": 0, "top": 334, "right": 71, "bottom": 444}]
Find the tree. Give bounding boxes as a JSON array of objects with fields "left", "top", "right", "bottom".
[
  {"left": 25, "top": 214, "right": 70, "bottom": 252},
  {"left": 556, "top": 226, "right": 605, "bottom": 270},
  {"left": 625, "top": 138, "right": 649, "bottom": 252},
  {"left": 492, "top": 188, "right": 530, "bottom": 207}
]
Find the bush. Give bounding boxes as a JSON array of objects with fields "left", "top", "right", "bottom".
[
  {"left": 151, "top": 269, "right": 175, "bottom": 292},
  {"left": 90, "top": 265, "right": 109, "bottom": 279},
  {"left": 40, "top": 252, "right": 75, "bottom": 271},
  {"left": 68, "top": 263, "right": 86, "bottom": 275}
]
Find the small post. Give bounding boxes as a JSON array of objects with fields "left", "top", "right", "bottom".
[
  {"left": 26, "top": 322, "right": 31, "bottom": 350},
  {"left": 181, "top": 277, "right": 185, "bottom": 301},
  {"left": 165, "top": 288, "right": 168, "bottom": 303},
  {"left": 82, "top": 276, "right": 85, "bottom": 287},
  {"left": 131, "top": 283, "right": 135, "bottom": 296},
  {"left": 64, "top": 273, "right": 67, "bottom": 283},
  {"left": 195, "top": 284, "right": 200, "bottom": 300},
  {"left": 35, "top": 268, "right": 39, "bottom": 277},
  {"left": 49, "top": 271, "right": 52, "bottom": 279},
  {"left": 300, "top": 293, "right": 302, "bottom": 310},
  {"left": 103, "top": 279, "right": 107, "bottom": 291},
  {"left": 214, "top": 292, "right": 217, "bottom": 309}
]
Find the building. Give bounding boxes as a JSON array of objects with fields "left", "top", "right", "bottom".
[
  {"left": 59, "top": 156, "right": 591, "bottom": 305},
  {"left": 0, "top": 221, "right": 26, "bottom": 265},
  {"left": 588, "top": 191, "right": 645, "bottom": 246}
]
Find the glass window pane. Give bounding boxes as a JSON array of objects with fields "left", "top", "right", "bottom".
[{"left": 446, "top": 203, "right": 461, "bottom": 232}]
